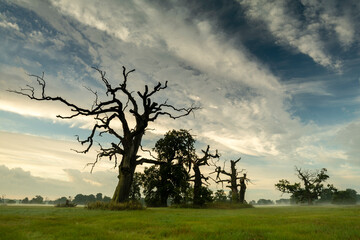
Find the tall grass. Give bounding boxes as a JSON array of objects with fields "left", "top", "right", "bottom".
[{"left": 86, "top": 200, "right": 143, "bottom": 210}]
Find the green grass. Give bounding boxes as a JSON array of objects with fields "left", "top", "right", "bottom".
[{"left": 0, "top": 205, "right": 359, "bottom": 239}]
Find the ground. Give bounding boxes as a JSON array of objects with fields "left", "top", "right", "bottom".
[{"left": 0, "top": 205, "right": 359, "bottom": 239}]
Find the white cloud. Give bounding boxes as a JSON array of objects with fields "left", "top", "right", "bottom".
[
  {"left": 240, "top": 0, "right": 341, "bottom": 70},
  {"left": 0, "top": 20, "right": 20, "bottom": 31},
  {"left": 0, "top": 165, "right": 117, "bottom": 199},
  {"left": 301, "top": 0, "right": 355, "bottom": 48}
]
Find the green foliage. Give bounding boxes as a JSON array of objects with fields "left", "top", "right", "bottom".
[
  {"left": 213, "top": 189, "right": 227, "bottom": 202},
  {"left": 275, "top": 167, "right": 330, "bottom": 204},
  {"left": 86, "top": 200, "right": 144, "bottom": 210},
  {"left": 332, "top": 189, "right": 357, "bottom": 205},
  {"left": 154, "top": 129, "right": 196, "bottom": 163},
  {"left": 129, "top": 172, "right": 142, "bottom": 201},
  {"left": 142, "top": 129, "right": 193, "bottom": 206},
  {"left": 29, "top": 195, "right": 43, "bottom": 204},
  {"left": 257, "top": 199, "right": 274, "bottom": 205}
]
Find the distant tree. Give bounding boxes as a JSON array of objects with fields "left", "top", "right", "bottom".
[
  {"left": 249, "top": 200, "right": 256, "bottom": 205},
  {"left": 212, "top": 158, "right": 249, "bottom": 203},
  {"left": 7, "top": 200, "right": 16, "bottom": 204},
  {"left": 275, "top": 198, "right": 291, "bottom": 205},
  {"left": 9, "top": 67, "right": 197, "bottom": 203},
  {"left": 96, "top": 193, "right": 103, "bottom": 201},
  {"left": 317, "top": 185, "right": 337, "bottom": 204},
  {"left": 21, "top": 197, "right": 29, "bottom": 204},
  {"left": 30, "top": 195, "right": 44, "bottom": 204},
  {"left": 275, "top": 167, "right": 330, "bottom": 205},
  {"left": 73, "top": 194, "right": 96, "bottom": 204},
  {"left": 54, "top": 197, "right": 68, "bottom": 205},
  {"left": 213, "top": 189, "right": 227, "bottom": 202},
  {"left": 257, "top": 199, "right": 274, "bottom": 205},
  {"left": 103, "top": 196, "right": 112, "bottom": 203},
  {"left": 332, "top": 189, "right": 357, "bottom": 205}
]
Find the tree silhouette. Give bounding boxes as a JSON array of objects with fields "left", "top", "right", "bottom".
[
  {"left": 189, "top": 145, "right": 219, "bottom": 206},
  {"left": 212, "top": 158, "right": 249, "bottom": 203},
  {"left": 275, "top": 166, "right": 330, "bottom": 205},
  {"left": 9, "top": 67, "right": 197, "bottom": 203}
]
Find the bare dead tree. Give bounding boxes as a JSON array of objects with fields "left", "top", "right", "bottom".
[
  {"left": 212, "top": 157, "right": 249, "bottom": 203},
  {"left": 9, "top": 66, "right": 198, "bottom": 203},
  {"left": 188, "top": 145, "right": 219, "bottom": 205}
]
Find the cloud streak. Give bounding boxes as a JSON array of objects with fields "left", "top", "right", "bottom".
[{"left": 240, "top": 0, "right": 342, "bottom": 70}]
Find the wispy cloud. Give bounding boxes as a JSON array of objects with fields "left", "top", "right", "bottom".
[{"left": 240, "top": 0, "right": 342, "bottom": 70}]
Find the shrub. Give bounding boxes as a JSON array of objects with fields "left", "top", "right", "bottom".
[
  {"left": 86, "top": 201, "right": 144, "bottom": 210},
  {"left": 55, "top": 200, "right": 77, "bottom": 208}
]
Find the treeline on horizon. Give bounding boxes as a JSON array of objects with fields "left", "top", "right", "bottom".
[
  {"left": 1, "top": 193, "right": 111, "bottom": 205},
  {"left": 2, "top": 188, "right": 360, "bottom": 206}
]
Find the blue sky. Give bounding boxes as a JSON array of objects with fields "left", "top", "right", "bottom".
[{"left": 1, "top": 0, "right": 360, "bottom": 201}]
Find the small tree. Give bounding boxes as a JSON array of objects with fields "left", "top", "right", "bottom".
[
  {"left": 21, "top": 197, "right": 29, "bottom": 204},
  {"left": 96, "top": 193, "right": 103, "bottom": 201},
  {"left": 30, "top": 195, "right": 44, "bottom": 204},
  {"left": 214, "top": 189, "right": 227, "bottom": 202},
  {"left": 275, "top": 167, "right": 330, "bottom": 205}
]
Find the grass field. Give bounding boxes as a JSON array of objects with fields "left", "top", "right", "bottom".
[{"left": 1, "top": 205, "right": 359, "bottom": 240}]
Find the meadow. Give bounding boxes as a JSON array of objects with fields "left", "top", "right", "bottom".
[{"left": 0, "top": 205, "right": 359, "bottom": 240}]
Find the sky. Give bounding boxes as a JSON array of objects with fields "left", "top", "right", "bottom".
[{"left": 1, "top": 0, "right": 360, "bottom": 202}]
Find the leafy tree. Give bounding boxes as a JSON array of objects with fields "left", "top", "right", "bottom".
[
  {"left": 30, "top": 195, "right": 44, "bottom": 204},
  {"left": 141, "top": 129, "right": 194, "bottom": 206},
  {"left": 257, "top": 199, "right": 274, "bottom": 205},
  {"left": 54, "top": 197, "right": 68, "bottom": 205},
  {"left": 248, "top": 200, "right": 256, "bottom": 205},
  {"left": 103, "top": 196, "right": 112, "bottom": 202},
  {"left": 332, "top": 189, "right": 357, "bottom": 205},
  {"left": 73, "top": 194, "right": 96, "bottom": 204},
  {"left": 96, "top": 193, "right": 103, "bottom": 201},
  {"left": 275, "top": 167, "right": 330, "bottom": 205},
  {"left": 21, "top": 197, "right": 29, "bottom": 204},
  {"left": 275, "top": 198, "right": 291, "bottom": 205},
  {"left": 9, "top": 67, "right": 197, "bottom": 203},
  {"left": 317, "top": 185, "right": 337, "bottom": 204},
  {"left": 213, "top": 189, "right": 227, "bottom": 202}
]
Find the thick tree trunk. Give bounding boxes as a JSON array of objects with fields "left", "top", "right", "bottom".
[
  {"left": 230, "top": 161, "right": 239, "bottom": 203},
  {"left": 112, "top": 166, "right": 135, "bottom": 203},
  {"left": 112, "top": 135, "right": 142, "bottom": 203},
  {"left": 193, "top": 165, "right": 203, "bottom": 206},
  {"left": 231, "top": 187, "right": 239, "bottom": 203},
  {"left": 239, "top": 176, "right": 246, "bottom": 203}
]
